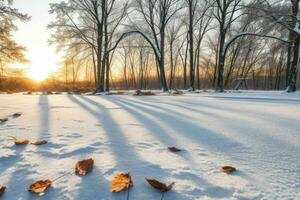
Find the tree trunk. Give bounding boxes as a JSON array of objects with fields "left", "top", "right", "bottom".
[
  {"left": 287, "top": 0, "right": 299, "bottom": 92},
  {"left": 169, "top": 41, "right": 174, "bottom": 89},
  {"left": 216, "top": 29, "right": 226, "bottom": 92},
  {"left": 188, "top": 0, "right": 195, "bottom": 90}
]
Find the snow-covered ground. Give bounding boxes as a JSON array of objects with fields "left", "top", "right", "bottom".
[{"left": 0, "top": 91, "right": 299, "bottom": 200}]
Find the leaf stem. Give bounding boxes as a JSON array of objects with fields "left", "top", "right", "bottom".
[
  {"left": 53, "top": 172, "right": 72, "bottom": 182},
  {"left": 126, "top": 187, "right": 130, "bottom": 200},
  {"left": 161, "top": 192, "right": 165, "bottom": 200}
]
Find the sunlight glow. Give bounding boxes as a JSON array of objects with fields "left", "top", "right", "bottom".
[
  {"left": 25, "top": 46, "right": 59, "bottom": 82},
  {"left": 12, "top": 0, "right": 62, "bottom": 82}
]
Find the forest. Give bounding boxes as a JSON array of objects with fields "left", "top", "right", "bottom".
[{"left": 1, "top": 0, "right": 300, "bottom": 93}]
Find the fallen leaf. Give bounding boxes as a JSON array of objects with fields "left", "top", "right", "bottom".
[
  {"left": 12, "top": 112, "right": 22, "bottom": 118},
  {"left": 168, "top": 147, "right": 182, "bottom": 153},
  {"left": 31, "top": 140, "right": 48, "bottom": 145},
  {"left": 111, "top": 173, "right": 133, "bottom": 192},
  {"left": 8, "top": 136, "right": 29, "bottom": 145},
  {"left": 145, "top": 178, "right": 174, "bottom": 192},
  {"left": 222, "top": 166, "right": 236, "bottom": 174},
  {"left": 28, "top": 180, "right": 52, "bottom": 194},
  {"left": 0, "top": 186, "right": 6, "bottom": 196},
  {"left": 0, "top": 118, "right": 8, "bottom": 123},
  {"left": 15, "top": 139, "right": 29, "bottom": 145},
  {"left": 75, "top": 158, "right": 94, "bottom": 175}
]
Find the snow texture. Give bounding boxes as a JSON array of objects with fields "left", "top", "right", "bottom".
[{"left": 0, "top": 91, "right": 300, "bottom": 200}]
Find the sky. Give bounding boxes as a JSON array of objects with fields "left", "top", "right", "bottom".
[{"left": 12, "top": 0, "right": 62, "bottom": 81}]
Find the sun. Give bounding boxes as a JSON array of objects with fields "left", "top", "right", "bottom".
[
  {"left": 27, "top": 69, "right": 51, "bottom": 82},
  {"left": 22, "top": 49, "right": 60, "bottom": 82}
]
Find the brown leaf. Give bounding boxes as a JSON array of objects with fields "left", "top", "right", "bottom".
[
  {"left": 15, "top": 139, "right": 29, "bottom": 145},
  {"left": 0, "top": 186, "right": 6, "bottom": 196},
  {"left": 28, "top": 180, "right": 52, "bottom": 194},
  {"left": 8, "top": 136, "right": 29, "bottom": 145},
  {"left": 75, "top": 158, "right": 94, "bottom": 175},
  {"left": 111, "top": 173, "right": 133, "bottom": 192},
  {"left": 221, "top": 166, "right": 236, "bottom": 174},
  {"left": 168, "top": 147, "right": 182, "bottom": 153},
  {"left": 31, "top": 140, "right": 48, "bottom": 145},
  {"left": 12, "top": 112, "right": 22, "bottom": 118},
  {"left": 0, "top": 118, "right": 8, "bottom": 123},
  {"left": 145, "top": 178, "right": 175, "bottom": 192}
]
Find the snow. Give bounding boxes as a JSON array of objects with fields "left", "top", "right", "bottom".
[{"left": 0, "top": 91, "right": 300, "bottom": 200}]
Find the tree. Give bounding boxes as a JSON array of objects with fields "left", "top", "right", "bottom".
[
  {"left": 119, "top": 0, "right": 183, "bottom": 92},
  {"left": 214, "top": 0, "right": 243, "bottom": 92},
  {"left": 0, "top": 0, "right": 29, "bottom": 89},
  {"left": 49, "top": 0, "right": 128, "bottom": 92}
]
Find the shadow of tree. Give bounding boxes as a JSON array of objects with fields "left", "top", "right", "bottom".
[{"left": 68, "top": 95, "right": 188, "bottom": 200}]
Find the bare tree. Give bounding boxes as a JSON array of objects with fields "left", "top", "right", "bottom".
[
  {"left": 49, "top": 0, "right": 128, "bottom": 92},
  {"left": 214, "top": 0, "right": 243, "bottom": 92}
]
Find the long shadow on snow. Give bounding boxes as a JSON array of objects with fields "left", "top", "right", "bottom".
[
  {"left": 114, "top": 97, "right": 246, "bottom": 156},
  {"left": 137, "top": 98, "right": 300, "bottom": 150},
  {"left": 107, "top": 96, "right": 236, "bottom": 199},
  {"left": 69, "top": 95, "right": 186, "bottom": 200},
  {"left": 32, "top": 95, "right": 65, "bottom": 159},
  {"left": 0, "top": 95, "right": 56, "bottom": 200},
  {"left": 202, "top": 95, "right": 300, "bottom": 104},
  {"left": 157, "top": 97, "right": 300, "bottom": 136},
  {"left": 116, "top": 97, "right": 299, "bottom": 198}
]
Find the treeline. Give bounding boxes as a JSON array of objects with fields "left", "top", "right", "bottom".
[
  {"left": 1, "top": 0, "right": 300, "bottom": 92},
  {"left": 47, "top": 0, "right": 300, "bottom": 92}
]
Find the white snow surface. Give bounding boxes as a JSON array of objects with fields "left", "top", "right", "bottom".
[{"left": 0, "top": 91, "right": 300, "bottom": 200}]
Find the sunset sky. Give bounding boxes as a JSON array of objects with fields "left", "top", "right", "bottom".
[{"left": 12, "top": 0, "right": 61, "bottom": 82}]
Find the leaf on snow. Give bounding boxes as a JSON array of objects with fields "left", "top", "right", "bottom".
[
  {"left": 145, "top": 178, "right": 175, "bottom": 192},
  {"left": 75, "top": 158, "right": 94, "bottom": 175},
  {"left": 12, "top": 112, "right": 22, "bottom": 118},
  {"left": 14, "top": 139, "right": 29, "bottom": 145},
  {"left": 168, "top": 147, "right": 182, "bottom": 153},
  {"left": 111, "top": 173, "right": 133, "bottom": 192},
  {"left": 0, "top": 118, "right": 8, "bottom": 123},
  {"left": 221, "top": 166, "right": 236, "bottom": 174},
  {"left": 0, "top": 186, "right": 6, "bottom": 196},
  {"left": 28, "top": 180, "right": 52, "bottom": 194},
  {"left": 31, "top": 140, "right": 48, "bottom": 145},
  {"left": 8, "top": 136, "right": 29, "bottom": 145}
]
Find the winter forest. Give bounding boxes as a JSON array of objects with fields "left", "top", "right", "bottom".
[
  {"left": 1, "top": 0, "right": 300, "bottom": 200},
  {"left": 0, "top": 0, "right": 300, "bottom": 93}
]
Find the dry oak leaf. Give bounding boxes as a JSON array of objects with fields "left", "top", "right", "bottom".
[
  {"left": 8, "top": 136, "right": 29, "bottom": 145},
  {"left": 145, "top": 178, "right": 175, "bottom": 192},
  {"left": 31, "top": 140, "right": 48, "bottom": 145},
  {"left": 28, "top": 180, "right": 52, "bottom": 194},
  {"left": 0, "top": 186, "right": 6, "bottom": 196},
  {"left": 0, "top": 118, "right": 8, "bottom": 123},
  {"left": 222, "top": 166, "right": 236, "bottom": 174},
  {"left": 111, "top": 173, "right": 133, "bottom": 192},
  {"left": 75, "top": 158, "right": 94, "bottom": 175},
  {"left": 168, "top": 147, "right": 182, "bottom": 153},
  {"left": 15, "top": 139, "right": 29, "bottom": 145},
  {"left": 12, "top": 112, "right": 22, "bottom": 118}
]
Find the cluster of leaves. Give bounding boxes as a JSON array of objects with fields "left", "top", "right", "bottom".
[
  {"left": 1, "top": 113, "right": 237, "bottom": 198},
  {"left": 8, "top": 136, "right": 47, "bottom": 146},
  {"left": 23, "top": 157, "right": 176, "bottom": 198},
  {"left": 0, "top": 112, "right": 22, "bottom": 124}
]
